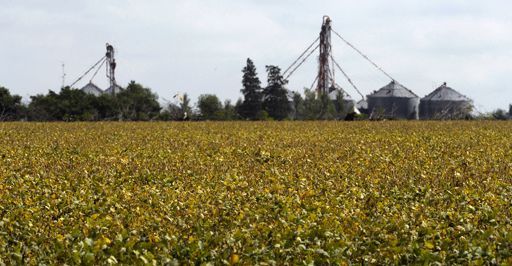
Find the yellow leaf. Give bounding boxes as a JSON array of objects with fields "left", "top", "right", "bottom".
[
  {"left": 424, "top": 241, "right": 434, "bottom": 250},
  {"left": 229, "top": 254, "right": 240, "bottom": 265}
]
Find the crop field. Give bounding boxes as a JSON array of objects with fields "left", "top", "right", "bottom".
[{"left": 0, "top": 122, "right": 511, "bottom": 265}]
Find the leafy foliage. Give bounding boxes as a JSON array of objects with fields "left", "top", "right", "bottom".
[
  {"left": 116, "top": 81, "right": 161, "bottom": 121},
  {"left": 26, "top": 82, "right": 161, "bottom": 121},
  {"left": 297, "top": 89, "right": 347, "bottom": 120},
  {"left": 221, "top": 100, "right": 238, "bottom": 121},
  {"left": 0, "top": 86, "right": 23, "bottom": 121},
  {"left": 197, "top": 94, "right": 223, "bottom": 120},
  {"left": 180, "top": 94, "right": 192, "bottom": 121},
  {"left": 491, "top": 109, "right": 509, "bottom": 120},
  {"left": 28, "top": 88, "right": 98, "bottom": 121},
  {"left": 0, "top": 122, "right": 511, "bottom": 264},
  {"left": 291, "top": 92, "right": 305, "bottom": 120}
]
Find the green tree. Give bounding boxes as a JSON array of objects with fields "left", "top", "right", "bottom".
[
  {"left": 92, "top": 94, "right": 119, "bottom": 120},
  {"left": 234, "top": 98, "right": 243, "bottom": 118},
  {"left": 303, "top": 89, "right": 322, "bottom": 120},
  {"left": 320, "top": 93, "right": 336, "bottom": 120},
  {"left": 222, "top": 100, "right": 237, "bottom": 120},
  {"left": 291, "top": 91, "right": 305, "bottom": 120},
  {"left": 180, "top": 94, "right": 192, "bottom": 120},
  {"left": 332, "top": 90, "right": 346, "bottom": 119},
  {"left": 0, "top": 86, "right": 23, "bottom": 121},
  {"left": 58, "top": 87, "right": 98, "bottom": 121},
  {"left": 161, "top": 103, "right": 182, "bottom": 121},
  {"left": 262, "top": 65, "right": 291, "bottom": 120},
  {"left": 301, "top": 88, "right": 345, "bottom": 120},
  {"left": 197, "top": 94, "right": 223, "bottom": 120},
  {"left": 492, "top": 109, "right": 508, "bottom": 120},
  {"left": 28, "top": 87, "right": 97, "bottom": 121},
  {"left": 27, "top": 91, "right": 59, "bottom": 121},
  {"left": 26, "top": 82, "right": 162, "bottom": 121},
  {"left": 239, "top": 58, "right": 263, "bottom": 120},
  {"left": 116, "top": 81, "right": 161, "bottom": 121}
]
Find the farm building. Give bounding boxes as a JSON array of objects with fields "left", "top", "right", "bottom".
[
  {"left": 419, "top": 83, "right": 472, "bottom": 120},
  {"left": 367, "top": 80, "right": 419, "bottom": 120}
]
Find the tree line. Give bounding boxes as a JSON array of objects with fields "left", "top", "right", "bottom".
[
  {"left": 0, "top": 59, "right": 350, "bottom": 121},
  {"left": 1, "top": 58, "right": 511, "bottom": 121},
  {"left": 0, "top": 81, "right": 161, "bottom": 121}
]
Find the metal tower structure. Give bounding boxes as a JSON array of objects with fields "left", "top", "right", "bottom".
[
  {"left": 317, "top": 16, "right": 333, "bottom": 96},
  {"left": 69, "top": 43, "right": 121, "bottom": 95},
  {"left": 105, "top": 43, "right": 117, "bottom": 92},
  {"left": 70, "top": 43, "right": 121, "bottom": 95},
  {"left": 282, "top": 15, "right": 398, "bottom": 102}
]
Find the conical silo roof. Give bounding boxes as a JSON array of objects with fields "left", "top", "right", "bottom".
[
  {"left": 368, "top": 80, "right": 418, "bottom": 98},
  {"left": 81, "top": 82, "right": 104, "bottom": 96},
  {"left": 105, "top": 84, "right": 123, "bottom": 95},
  {"left": 422, "top": 83, "right": 471, "bottom": 102}
]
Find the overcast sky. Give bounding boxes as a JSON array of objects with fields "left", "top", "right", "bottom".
[{"left": 1, "top": 0, "right": 511, "bottom": 112}]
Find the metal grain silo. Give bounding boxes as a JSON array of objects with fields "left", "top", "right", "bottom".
[
  {"left": 81, "top": 82, "right": 104, "bottom": 96},
  {"left": 367, "top": 81, "right": 419, "bottom": 120},
  {"left": 419, "top": 83, "right": 473, "bottom": 120},
  {"left": 105, "top": 84, "right": 123, "bottom": 95}
]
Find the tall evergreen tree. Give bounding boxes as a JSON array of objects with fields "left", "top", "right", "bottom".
[
  {"left": 239, "top": 58, "right": 263, "bottom": 120},
  {"left": 262, "top": 65, "right": 291, "bottom": 120}
]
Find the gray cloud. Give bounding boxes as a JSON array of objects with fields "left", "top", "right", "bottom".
[{"left": 1, "top": 0, "right": 511, "bottom": 111}]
